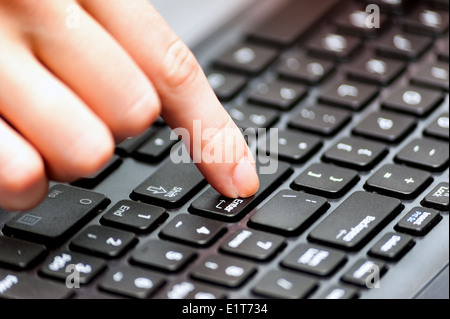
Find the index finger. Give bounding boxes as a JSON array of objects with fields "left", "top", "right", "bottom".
[{"left": 79, "top": 0, "right": 259, "bottom": 198}]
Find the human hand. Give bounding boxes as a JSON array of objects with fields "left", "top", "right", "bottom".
[{"left": 0, "top": 0, "right": 259, "bottom": 211}]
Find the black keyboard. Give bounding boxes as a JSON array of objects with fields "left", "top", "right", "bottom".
[{"left": 0, "top": 0, "right": 448, "bottom": 300}]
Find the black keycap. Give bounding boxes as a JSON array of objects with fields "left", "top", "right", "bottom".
[
  {"left": 334, "top": 6, "right": 389, "bottom": 38},
  {"left": 322, "top": 136, "right": 388, "bottom": 170},
  {"left": 382, "top": 85, "right": 444, "bottom": 117},
  {"left": 277, "top": 53, "right": 335, "bottom": 85},
  {"left": 281, "top": 244, "right": 347, "bottom": 277},
  {"left": 368, "top": 232, "right": 415, "bottom": 261},
  {"left": 99, "top": 266, "right": 165, "bottom": 299},
  {"left": 352, "top": 111, "right": 416, "bottom": 143},
  {"left": 100, "top": 200, "right": 168, "bottom": 233},
  {"left": 291, "top": 163, "right": 359, "bottom": 198},
  {"left": 115, "top": 127, "right": 157, "bottom": 156},
  {"left": 190, "top": 254, "right": 256, "bottom": 288},
  {"left": 288, "top": 104, "right": 351, "bottom": 136},
  {"left": 347, "top": 55, "right": 405, "bottom": 86},
  {"left": 319, "top": 79, "right": 378, "bottom": 111},
  {"left": 341, "top": 258, "right": 387, "bottom": 288},
  {"left": 395, "top": 206, "right": 442, "bottom": 235},
  {"left": 402, "top": 5, "right": 449, "bottom": 37},
  {"left": 317, "top": 285, "right": 359, "bottom": 299},
  {"left": 228, "top": 104, "right": 279, "bottom": 130},
  {"left": 40, "top": 250, "right": 106, "bottom": 285},
  {"left": 70, "top": 225, "right": 137, "bottom": 258},
  {"left": 247, "top": 0, "right": 339, "bottom": 47},
  {"left": 220, "top": 229, "right": 285, "bottom": 261},
  {"left": 159, "top": 214, "right": 226, "bottom": 247},
  {"left": 206, "top": 69, "right": 248, "bottom": 101},
  {"left": 375, "top": 27, "right": 433, "bottom": 61},
  {"left": 0, "top": 236, "right": 47, "bottom": 270},
  {"left": 412, "top": 60, "right": 449, "bottom": 91},
  {"left": 131, "top": 160, "right": 206, "bottom": 208},
  {"left": 395, "top": 138, "right": 449, "bottom": 171},
  {"left": 249, "top": 190, "right": 329, "bottom": 236},
  {"left": 248, "top": 79, "right": 307, "bottom": 110},
  {"left": 252, "top": 270, "right": 318, "bottom": 299},
  {"left": 424, "top": 112, "right": 449, "bottom": 140},
  {"left": 364, "top": 164, "right": 433, "bottom": 199},
  {"left": 189, "top": 161, "right": 292, "bottom": 221},
  {"left": 130, "top": 239, "right": 196, "bottom": 273},
  {"left": 3, "top": 185, "right": 109, "bottom": 246},
  {"left": 214, "top": 43, "right": 279, "bottom": 76},
  {"left": 308, "top": 191, "right": 402, "bottom": 251},
  {"left": 258, "top": 129, "right": 322, "bottom": 163},
  {"left": 161, "top": 280, "right": 227, "bottom": 299},
  {"left": 134, "top": 126, "right": 178, "bottom": 162},
  {"left": 421, "top": 182, "right": 449, "bottom": 211},
  {"left": 0, "top": 270, "right": 73, "bottom": 299},
  {"left": 307, "top": 31, "right": 362, "bottom": 62},
  {"left": 72, "top": 155, "right": 122, "bottom": 189}
]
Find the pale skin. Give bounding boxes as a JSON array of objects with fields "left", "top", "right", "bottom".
[{"left": 0, "top": 0, "right": 260, "bottom": 211}]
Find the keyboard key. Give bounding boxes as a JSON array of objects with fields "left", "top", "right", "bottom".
[
  {"left": 159, "top": 214, "right": 226, "bottom": 247},
  {"left": 341, "top": 258, "right": 387, "bottom": 288},
  {"left": 375, "top": 27, "right": 433, "bottom": 60},
  {"left": 402, "top": 5, "right": 449, "bottom": 37},
  {"left": 395, "top": 206, "right": 442, "bottom": 235},
  {"left": 347, "top": 55, "right": 405, "bottom": 86},
  {"left": 395, "top": 138, "right": 449, "bottom": 171},
  {"left": 281, "top": 244, "right": 347, "bottom": 277},
  {"left": 228, "top": 104, "right": 279, "bottom": 130},
  {"left": 382, "top": 85, "right": 444, "bottom": 117},
  {"left": 368, "top": 232, "right": 415, "bottom": 261},
  {"left": 100, "top": 200, "right": 168, "bottom": 233},
  {"left": 115, "top": 127, "right": 157, "bottom": 156},
  {"left": 220, "top": 229, "right": 285, "bottom": 261},
  {"left": 258, "top": 129, "right": 322, "bottom": 163},
  {"left": 364, "top": 164, "right": 433, "bottom": 199},
  {"left": 421, "top": 182, "right": 449, "bottom": 211},
  {"left": 206, "top": 69, "right": 248, "bottom": 101},
  {"left": 307, "top": 30, "right": 362, "bottom": 61},
  {"left": 308, "top": 191, "right": 402, "bottom": 250},
  {"left": 412, "top": 60, "right": 449, "bottom": 91},
  {"left": 40, "top": 250, "right": 106, "bottom": 285},
  {"left": 291, "top": 163, "right": 360, "bottom": 198},
  {"left": 319, "top": 79, "right": 378, "bottom": 111},
  {"left": 252, "top": 270, "right": 318, "bottom": 299},
  {"left": 248, "top": 79, "right": 307, "bottom": 110},
  {"left": 99, "top": 266, "right": 165, "bottom": 299},
  {"left": 214, "top": 43, "right": 279, "bottom": 76},
  {"left": 70, "top": 225, "right": 137, "bottom": 258},
  {"left": 334, "top": 6, "right": 389, "bottom": 38},
  {"left": 134, "top": 126, "right": 178, "bottom": 162},
  {"left": 130, "top": 239, "right": 196, "bottom": 272},
  {"left": 161, "top": 280, "right": 227, "bottom": 299},
  {"left": 190, "top": 254, "right": 256, "bottom": 288},
  {"left": 0, "top": 236, "right": 47, "bottom": 270},
  {"left": 249, "top": 190, "right": 329, "bottom": 236},
  {"left": 131, "top": 160, "right": 206, "bottom": 208},
  {"left": 322, "top": 136, "right": 388, "bottom": 170},
  {"left": 288, "top": 104, "right": 351, "bottom": 136},
  {"left": 247, "top": 0, "right": 339, "bottom": 47},
  {"left": 72, "top": 155, "right": 122, "bottom": 189},
  {"left": 424, "top": 112, "right": 449, "bottom": 140},
  {"left": 277, "top": 53, "right": 335, "bottom": 85},
  {"left": 317, "top": 285, "right": 359, "bottom": 299},
  {"left": 189, "top": 161, "right": 292, "bottom": 221},
  {"left": 0, "top": 270, "right": 73, "bottom": 299},
  {"left": 3, "top": 185, "right": 109, "bottom": 246},
  {"left": 352, "top": 111, "right": 416, "bottom": 143}
]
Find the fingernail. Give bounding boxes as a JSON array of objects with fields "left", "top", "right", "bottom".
[{"left": 232, "top": 156, "right": 259, "bottom": 198}]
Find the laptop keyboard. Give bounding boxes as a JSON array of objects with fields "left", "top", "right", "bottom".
[{"left": 0, "top": 0, "right": 448, "bottom": 299}]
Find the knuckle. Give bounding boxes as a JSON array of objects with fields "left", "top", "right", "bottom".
[{"left": 160, "top": 38, "right": 200, "bottom": 89}]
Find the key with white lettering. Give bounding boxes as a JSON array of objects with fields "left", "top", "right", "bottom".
[
  {"left": 160, "top": 280, "right": 227, "bottom": 299},
  {"left": 2, "top": 184, "right": 110, "bottom": 246},
  {"left": 341, "top": 258, "right": 387, "bottom": 288},
  {"left": 308, "top": 192, "right": 403, "bottom": 250},
  {"left": 368, "top": 232, "right": 415, "bottom": 261},
  {"left": 131, "top": 160, "right": 206, "bottom": 208},
  {"left": 421, "top": 182, "right": 449, "bottom": 211},
  {"left": 395, "top": 207, "right": 442, "bottom": 236}
]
